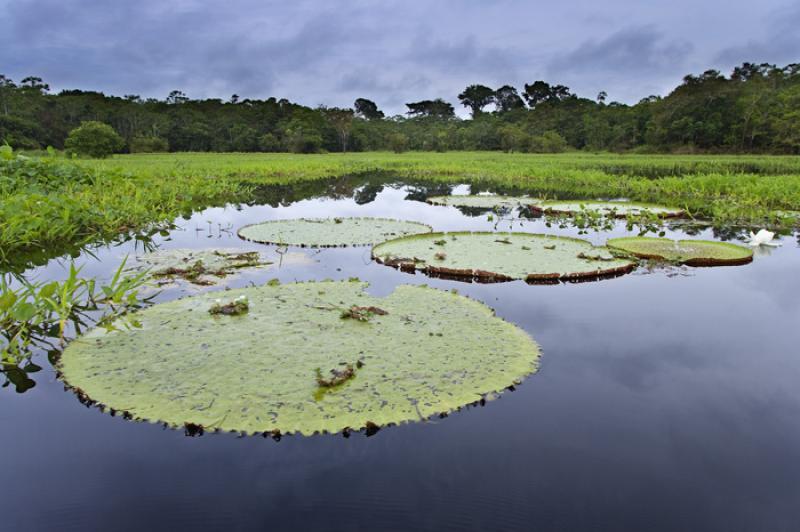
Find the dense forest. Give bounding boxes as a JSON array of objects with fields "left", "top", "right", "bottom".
[{"left": 1, "top": 62, "right": 799, "bottom": 155}]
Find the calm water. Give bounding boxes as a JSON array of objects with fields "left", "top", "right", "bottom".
[{"left": 2, "top": 179, "right": 800, "bottom": 532}]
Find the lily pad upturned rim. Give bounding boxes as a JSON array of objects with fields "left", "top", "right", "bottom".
[
  {"left": 426, "top": 195, "right": 538, "bottom": 209},
  {"left": 607, "top": 236, "right": 754, "bottom": 266},
  {"left": 372, "top": 231, "right": 637, "bottom": 283},
  {"left": 57, "top": 281, "right": 540, "bottom": 437},
  {"left": 237, "top": 217, "right": 433, "bottom": 248},
  {"left": 530, "top": 200, "right": 685, "bottom": 218}
]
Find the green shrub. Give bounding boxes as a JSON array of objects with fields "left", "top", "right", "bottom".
[
  {"left": 64, "top": 121, "right": 124, "bottom": 158},
  {"left": 129, "top": 136, "right": 169, "bottom": 153},
  {"left": 259, "top": 133, "right": 281, "bottom": 152},
  {"left": 388, "top": 133, "right": 409, "bottom": 153},
  {"left": 529, "top": 131, "right": 568, "bottom": 153}
]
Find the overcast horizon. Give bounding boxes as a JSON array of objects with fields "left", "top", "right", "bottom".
[{"left": 2, "top": 0, "right": 799, "bottom": 116}]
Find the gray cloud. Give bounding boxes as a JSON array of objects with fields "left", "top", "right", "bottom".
[{"left": 0, "top": 0, "right": 794, "bottom": 114}]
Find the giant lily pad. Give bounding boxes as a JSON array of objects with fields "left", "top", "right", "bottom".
[
  {"left": 238, "top": 218, "right": 431, "bottom": 247},
  {"left": 427, "top": 195, "right": 536, "bottom": 209},
  {"left": 58, "top": 281, "right": 539, "bottom": 436},
  {"left": 372, "top": 232, "right": 636, "bottom": 282},
  {"left": 133, "top": 248, "right": 273, "bottom": 286},
  {"left": 532, "top": 201, "right": 684, "bottom": 218},
  {"left": 607, "top": 237, "right": 753, "bottom": 266}
]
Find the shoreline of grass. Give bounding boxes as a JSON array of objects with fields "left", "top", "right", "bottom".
[{"left": 3, "top": 151, "right": 799, "bottom": 272}]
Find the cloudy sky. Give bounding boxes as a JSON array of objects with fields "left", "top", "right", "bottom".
[{"left": 2, "top": 0, "right": 798, "bottom": 115}]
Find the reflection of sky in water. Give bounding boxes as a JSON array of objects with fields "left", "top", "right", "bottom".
[{"left": 3, "top": 182, "right": 800, "bottom": 532}]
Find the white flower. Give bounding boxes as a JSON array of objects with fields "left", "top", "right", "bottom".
[
  {"left": 747, "top": 229, "right": 781, "bottom": 247},
  {"left": 214, "top": 299, "right": 222, "bottom": 305}
]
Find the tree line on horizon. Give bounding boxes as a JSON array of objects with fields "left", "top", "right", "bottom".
[{"left": 1, "top": 61, "right": 799, "bottom": 156}]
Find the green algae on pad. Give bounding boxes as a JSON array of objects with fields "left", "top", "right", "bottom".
[
  {"left": 372, "top": 232, "right": 636, "bottom": 282},
  {"left": 531, "top": 200, "right": 684, "bottom": 218},
  {"left": 238, "top": 217, "right": 432, "bottom": 247},
  {"left": 58, "top": 281, "right": 539, "bottom": 436},
  {"left": 607, "top": 237, "right": 753, "bottom": 266},
  {"left": 426, "top": 195, "right": 536, "bottom": 209},
  {"left": 135, "top": 248, "right": 272, "bottom": 285}
]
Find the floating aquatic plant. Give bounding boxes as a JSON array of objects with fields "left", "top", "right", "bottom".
[
  {"left": 135, "top": 248, "right": 272, "bottom": 286},
  {"left": 372, "top": 232, "right": 635, "bottom": 283},
  {"left": 746, "top": 229, "right": 781, "bottom": 247},
  {"left": 58, "top": 281, "right": 540, "bottom": 436},
  {"left": 607, "top": 237, "right": 753, "bottom": 266},
  {"left": 532, "top": 200, "right": 684, "bottom": 218},
  {"left": 237, "top": 218, "right": 432, "bottom": 247},
  {"left": 426, "top": 195, "right": 536, "bottom": 210}
]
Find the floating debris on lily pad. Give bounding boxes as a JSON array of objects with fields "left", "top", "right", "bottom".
[
  {"left": 372, "top": 232, "right": 635, "bottom": 282},
  {"left": 238, "top": 218, "right": 432, "bottom": 247},
  {"left": 607, "top": 237, "right": 753, "bottom": 266},
  {"left": 426, "top": 195, "right": 537, "bottom": 209},
  {"left": 58, "top": 281, "right": 540, "bottom": 436},
  {"left": 532, "top": 201, "right": 684, "bottom": 218},
  {"left": 134, "top": 248, "right": 273, "bottom": 286}
]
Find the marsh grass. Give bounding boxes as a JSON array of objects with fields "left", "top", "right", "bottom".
[{"left": 3, "top": 151, "right": 800, "bottom": 272}]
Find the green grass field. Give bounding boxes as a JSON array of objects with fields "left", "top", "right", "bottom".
[{"left": 3, "top": 151, "right": 800, "bottom": 271}]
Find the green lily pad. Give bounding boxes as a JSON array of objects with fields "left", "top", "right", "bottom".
[
  {"left": 426, "top": 195, "right": 536, "bottom": 209},
  {"left": 238, "top": 217, "right": 432, "bottom": 247},
  {"left": 607, "top": 237, "right": 753, "bottom": 266},
  {"left": 372, "top": 232, "right": 636, "bottom": 282},
  {"left": 532, "top": 200, "right": 684, "bottom": 218},
  {"left": 133, "top": 248, "right": 273, "bottom": 286},
  {"left": 58, "top": 281, "right": 539, "bottom": 436}
]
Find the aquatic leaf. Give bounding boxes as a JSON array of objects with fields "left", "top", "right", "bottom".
[
  {"left": 132, "top": 248, "right": 274, "bottom": 286},
  {"left": 58, "top": 281, "right": 540, "bottom": 436},
  {"left": 532, "top": 200, "right": 683, "bottom": 218},
  {"left": 426, "top": 195, "right": 537, "bottom": 209},
  {"left": 372, "top": 232, "right": 635, "bottom": 282},
  {"left": 607, "top": 237, "right": 753, "bottom": 266},
  {"left": 238, "top": 217, "right": 431, "bottom": 247}
]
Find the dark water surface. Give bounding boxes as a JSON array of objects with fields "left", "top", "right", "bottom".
[{"left": 2, "top": 180, "right": 800, "bottom": 532}]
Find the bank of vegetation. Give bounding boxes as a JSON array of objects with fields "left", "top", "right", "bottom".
[{"left": 2, "top": 62, "right": 799, "bottom": 155}]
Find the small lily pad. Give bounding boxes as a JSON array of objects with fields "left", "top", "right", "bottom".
[
  {"left": 372, "top": 232, "right": 636, "bottom": 282},
  {"left": 58, "top": 282, "right": 540, "bottom": 436},
  {"left": 238, "top": 218, "right": 432, "bottom": 247},
  {"left": 426, "top": 195, "right": 536, "bottom": 209},
  {"left": 607, "top": 237, "right": 753, "bottom": 266},
  {"left": 532, "top": 201, "right": 684, "bottom": 218}
]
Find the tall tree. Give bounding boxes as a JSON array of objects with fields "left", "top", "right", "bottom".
[
  {"left": 494, "top": 85, "right": 524, "bottom": 113},
  {"left": 458, "top": 84, "right": 495, "bottom": 117},
  {"left": 354, "top": 98, "right": 384, "bottom": 120},
  {"left": 405, "top": 99, "right": 455, "bottom": 118},
  {"left": 321, "top": 107, "right": 355, "bottom": 152}
]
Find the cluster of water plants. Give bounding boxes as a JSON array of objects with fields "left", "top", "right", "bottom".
[{"left": 1, "top": 148, "right": 793, "bottom": 437}]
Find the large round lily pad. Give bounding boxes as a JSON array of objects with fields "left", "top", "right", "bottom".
[
  {"left": 532, "top": 200, "right": 684, "bottom": 218},
  {"left": 238, "top": 218, "right": 431, "bottom": 247},
  {"left": 607, "top": 237, "right": 753, "bottom": 266},
  {"left": 372, "top": 232, "right": 636, "bottom": 282},
  {"left": 427, "top": 195, "right": 536, "bottom": 209},
  {"left": 59, "top": 281, "right": 540, "bottom": 436}
]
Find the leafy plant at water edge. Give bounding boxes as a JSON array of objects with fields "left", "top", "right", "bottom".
[{"left": 0, "top": 258, "right": 150, "bottom": 392}]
